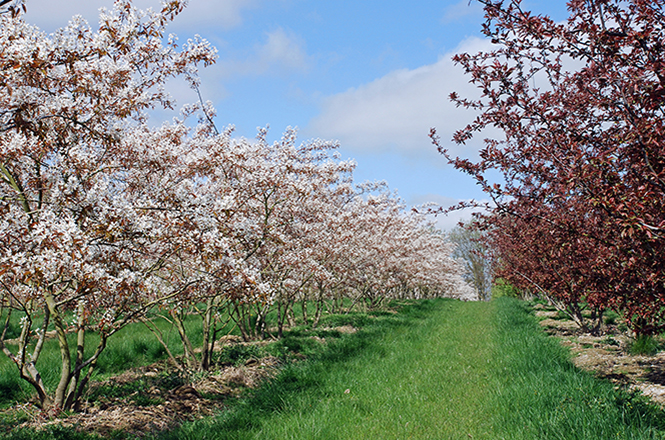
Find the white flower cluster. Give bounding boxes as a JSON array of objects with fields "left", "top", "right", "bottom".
[{"left": 0, "top": 2, "right": 469, "bottom": 389}]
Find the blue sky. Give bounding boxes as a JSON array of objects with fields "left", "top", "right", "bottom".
[{"left": 24, "top": 0, "right": 570, "bottom": 229}]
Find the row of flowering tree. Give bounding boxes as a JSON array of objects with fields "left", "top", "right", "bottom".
[
  {"left": 0, "top": 1, "right": 469, "bottom": 411},
  {"left": 434, "top": 0, "right": 665, "bottom": 335}
]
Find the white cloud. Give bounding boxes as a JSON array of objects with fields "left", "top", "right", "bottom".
[
  {"left": 147, "top": 27, "right": 310, "bottom": 124},
  {"left": 411, "top": 194, "right": 490, "bottom": 232},
  {"left": 442, "top": 0, "right": 484, "bottom": 24},
  {"left": 308, "top": 37, "right": 495, "bottom": 157},
  {"left": 22, "top": 0, "right": 257, "bottom": 32},
  {"left": 216, "top": 27, "right": 310, "bottom": 78},
  {"left": 23, "top": 0, "right": 114, "bottom": 29},
  {"left": 254, "top": 28, "right": 309, "bottom": 73}
]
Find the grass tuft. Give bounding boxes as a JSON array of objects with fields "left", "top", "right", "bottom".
[
  {"left": 1, "top": 424, "right": 103, "bottom": 440},
  {"left": 629, "top": 334, "right": 660, "bottom": 356},
  {"left": 217, "top": 344, "right": 263, "bottom": 366}
]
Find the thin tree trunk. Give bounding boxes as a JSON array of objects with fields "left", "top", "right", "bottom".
[
  {"left": 171, "top": 309, "right": 197, "bottom": 369},
  {"left": 286, "top": 300, "right": 296, "bottom": 327},
  {"left": 302, "top": 298, "right": 309, "bottom": 325},
  {"left": 44, "top": 292, "right": 72, "bottom": 409},
  {"left": 64, "top": 301, "right": 86, "bottom": 409},
  {"left": 140, "top": 316, "right": 181, "bottom": 369},
  {"left": 313, "top": 287, "right": 325, "bottom": 328},
  {"left": 277, "top": 300, "right": 284, "bottom": 338},
  {"left": 200, "top": 299, "right": 215, "bottom": 371}
]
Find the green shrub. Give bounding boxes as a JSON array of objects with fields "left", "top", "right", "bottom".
[
  {"left": 492, "top": 279, "right": 520, "bottom": 299},
  {"left": 604, "top": 310, "right": 619, "bottom": 326}
]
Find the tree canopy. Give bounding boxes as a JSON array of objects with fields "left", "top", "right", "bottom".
[{"left": 435, "top": 0, "right": 665, "bottom": 334}]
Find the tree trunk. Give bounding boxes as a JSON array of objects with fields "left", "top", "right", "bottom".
[
  {"left": 171, "top": 309, "right": 197, "bottom": 369},
  {"left": 44, "top": 292, "right": 72, "bottom": 410},
  {"left": 64, "top": 301, "right": 86, "bottom": 409},
  {"left": 286, "top": 301, "right": 296, "bottom": 327},
  {"left": 277, "top": 300, "right": 284, "bottom": 338},
  {"left": 140, "top": 316, "right": 181, "bottom": 369},
  {"left": 200, "top": 298, "right": 215, "bottom": 371}
]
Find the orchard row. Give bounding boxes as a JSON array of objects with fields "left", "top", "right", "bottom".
[
  {"left": 0, "top": 2, "right": 469, "bottom": 411},
  {"left": 437, "top": 0, "right": 665, "bottom": 335}
]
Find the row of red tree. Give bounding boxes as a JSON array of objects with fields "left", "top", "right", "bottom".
[{"left": 435, "top": 0, "right": 665, "bottom": 335}]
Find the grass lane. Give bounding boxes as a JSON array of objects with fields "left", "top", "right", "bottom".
[
  {"left": 256, "top": 299, "right": 495, "bottom": 439},
  {"left": 491, "top": 298, "right": 665, "bottom": 440},
  {"left": 157, "top": 299, "right": 496, "bottom": 440},
  {"left": 160, "top": 298, "right": 665, "bottom": 440},
  {"left": 7, "top": 298, "right": 665, "bottom": 439}
]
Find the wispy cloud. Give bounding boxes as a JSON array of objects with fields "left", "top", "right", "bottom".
[
  {"left": 442, "top": 0, "right": 484, "bottom": 24},
  {"left": 216, "top": 27, "right": 311, "bottom": 78},
  {"left": 22, "top": 0, "right": 258, "bottom": 32},
  {"left": 255, "top": 28, "right": 310, "bottom": 73},
  {"left": 307, "top": 36, "right": 495, "bottom": 158}
]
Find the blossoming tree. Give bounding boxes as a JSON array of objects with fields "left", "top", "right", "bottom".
[
  {"left": 1, "top": 0, "right": 470, "bottom": 412},
  {"left": 0, "top": 0, "right": 215, "bottom": 410}
]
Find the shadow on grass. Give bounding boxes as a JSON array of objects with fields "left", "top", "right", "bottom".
[
  {"left": 151, "top": 299, "right": 450, "bottom": 440},
  {"left": 0, "top": 375, "right": 29, "bottom": 407},
  {"left": 1, "top": 424, "right": 104, "bottom": 440}
]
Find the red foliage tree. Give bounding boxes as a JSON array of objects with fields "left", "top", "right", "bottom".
[{"left": 434, "top": 0, "right": 665, "bottom": 334}]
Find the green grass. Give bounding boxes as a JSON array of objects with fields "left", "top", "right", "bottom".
[
  {"left": 4, "top": 299, "right": 665, "bottom": 440},
  {"left": 0, "top": 311, "right": 210, "bottom": 408},
  {"left": 152, "top": 299, "right": 496, "bottom": 439},
  {"left": 604, "top": 309, "right": 620, "bottom": 325},
  {"left": 0, "top": 424, "right": 104, "bottom": 440},
  {"left": 629, "top": 335, "right": 660, "bottom": 356},
  {"left": 491, "top": 298, "right": 665, "bottom": 439},
  {"left": 152, "top": 298, "right": 665, "bottom": 440}
]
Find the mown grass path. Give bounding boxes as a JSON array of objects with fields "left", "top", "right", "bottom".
[
  {"left": 253, "top": 300, "right": 496, "bottom": 439},
  {"left": 157, "top": 299, "right": 665, "bottom": 440}
]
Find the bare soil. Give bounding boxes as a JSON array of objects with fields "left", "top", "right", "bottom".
[
  {"left": 2, "top": 326, "right": 357, "bottom": 438},
  {"left": 14, "top": 355, "right": 281, "bottom": 438},
  {"left": 534, "top": 305, "right": 665, "bottom": 405}
]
